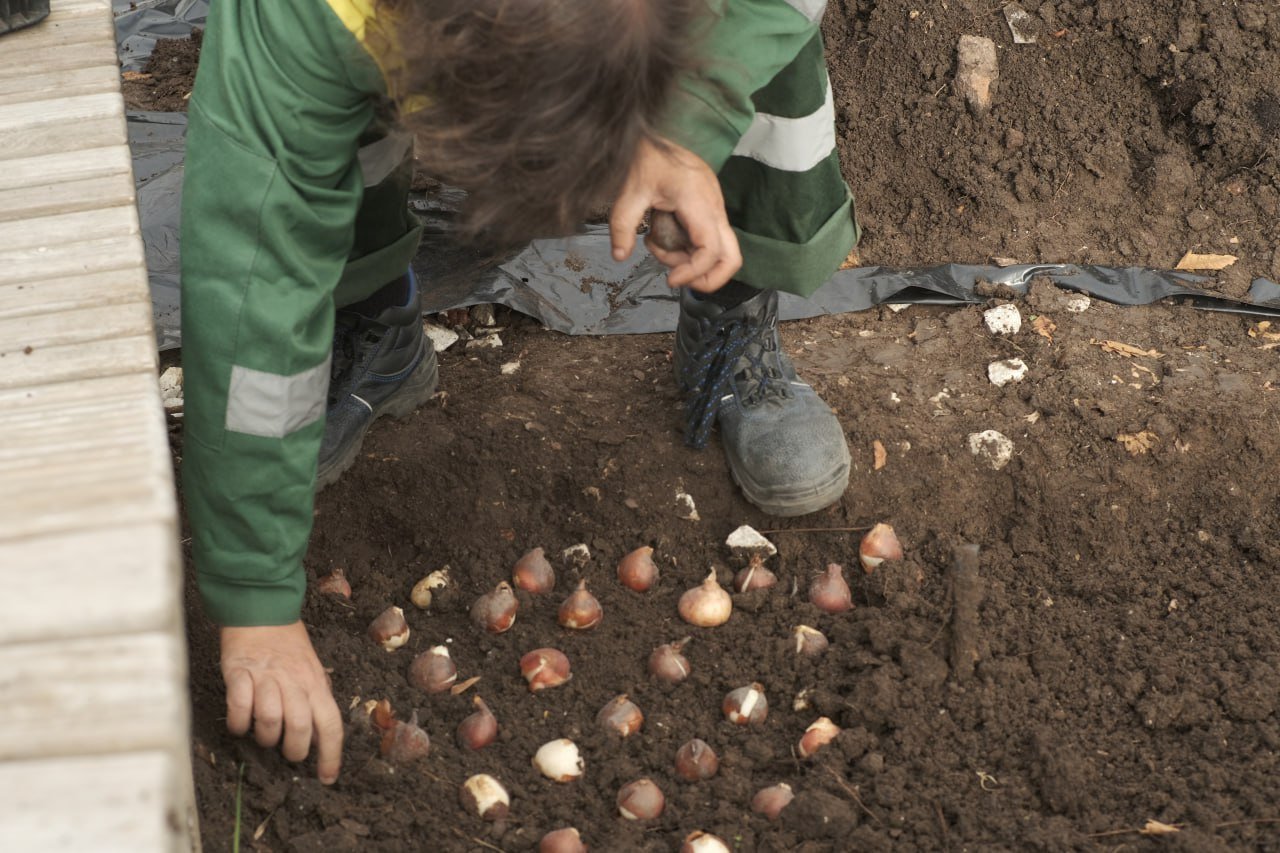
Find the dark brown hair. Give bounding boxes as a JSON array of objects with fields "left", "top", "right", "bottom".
[{"left": 376, "top": 0, "right": 707, "bottom": 246}]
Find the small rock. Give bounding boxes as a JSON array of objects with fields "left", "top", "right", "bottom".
[
  {"left": 468, "top": 334, "right": 503, "bottom": 350},
  {"left": 725, "top": 525, "right": 777, "bottom": 560},
  {"left": 1064, "top": 295, "right": 1091, "bottom": 313},
  {"left": 469, "top": 303, "right": 496, "bottom": 326},
  {"left": 158, "top": 366, "right": 184, "bottom": 411},
  {"left": 886, "top": 303, "right": 910, "bottom": 313},
  {"left": 987, "top": 358, "right": 1028, "bottom": 387},
  {"left": 499, "top": 360, "right": 520, "bottom": 375},
  {"left": 983, "top": 304, "right": 1022, "bottom": 335},
  {"left": 562, "top": 543, "right": 591, "bottom": 569},
  {"left": 675, "top": 490, "right": 700, "bottom": 521},
  {"left": 955, "top": 35, "right": 999, "bottom": 115},
  {"left": 424, "top": 323, "right": 460, "bottom": 352},
  {"left": 968, "top": 430, "right": 1014, "bottom": 470}
]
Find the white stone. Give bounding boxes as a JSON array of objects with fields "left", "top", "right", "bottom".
[
  {"left": 499, "top": 360, "right": 521, "bottom": 375},
  {"left": 725, "top": 525, "right": 777, "bottom": 559},
  {"left": 987, "top": 358, "right": 1028, "bottom": 387},
  {"left": 968, "top": 430, "right": 1014, "bottom": 469},
  {"left": 983, "top": 304, "right": 1022, "bottom": 335},
  {"left": 424, "top": 323, "right": 459, "bottom": 352},
  {"left": 955, "top": 35, "right": 999, "bottom": 115},
  {"left": 468, "top": 334, "right": 504, "bottom": 349},
  {"left": 562, "top": 543, "right": 591, "bottom": 568},
  {"left": 675, "top": 490, "right": 700, "bottom": 521},
  {"left": 158, "top": 366, "right": 184, "bottom": 411},
  {"left": 1065, "top": 295, "right": 1091, "bottom": 313},
  {"left": 886, "top": 303, "right": 910, "bottom": 313}
]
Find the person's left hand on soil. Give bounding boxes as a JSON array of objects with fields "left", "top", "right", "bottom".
[
  {"left": 610, "top": 136, "right": 741, "bottom": 293},
  {"left": 220, "top": 621, "right": 344, "bottom": 784}
]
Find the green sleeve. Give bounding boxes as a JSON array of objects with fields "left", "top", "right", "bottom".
[
  {"left": 663, "top": 0, "right": 823, "bottom": 170},
  {"left": 180, "top": 0, "right": 382, "bottom": 626}
]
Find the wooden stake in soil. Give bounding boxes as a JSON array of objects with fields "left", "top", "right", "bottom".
[{"left": 947, "top": 544, "right": 983, "bottom": 682}]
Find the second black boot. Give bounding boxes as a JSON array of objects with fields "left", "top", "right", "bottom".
[{"left": 675, "top": 285, "right": 851, "bottom": 516}]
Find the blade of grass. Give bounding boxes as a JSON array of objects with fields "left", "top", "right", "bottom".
[{"left": 232, "top": 762, "right": 245, "bottom": 853}]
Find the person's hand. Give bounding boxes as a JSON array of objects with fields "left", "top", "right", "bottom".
[
  {"left": 220, "top": 621, "right": 343, "bottom": 784},
  {"left": 610, "top": 137, "right": 742, "bottom": 293}
]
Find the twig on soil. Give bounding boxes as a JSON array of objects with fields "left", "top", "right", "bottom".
[
  {"left": 825, "top": 766, "right": 883, "bottom": 826},
  {"left": 451, "top": 826, "right": 504, "bottom": 852},
  {"left": 934, "top": 800, "right": 950, "bottom": 847},
  {"left": 1085, "top": 818, "right": 1280, "bottom": 839},
  {"left": 947, "top": 544, "right": 983, "bottom": 682},
  {"left": 757, "top": 526, "right": 872, "bottom": 534},
  {"left": 232, "top": 762, "right": 245, "bottom": 853}
]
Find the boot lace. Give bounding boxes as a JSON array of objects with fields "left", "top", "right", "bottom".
[
  {"left": 328, "top": 315, "right": 360, "bottom": 407},
  {"left": 681, "top": 314, "right": 792, "bottom": 449}
]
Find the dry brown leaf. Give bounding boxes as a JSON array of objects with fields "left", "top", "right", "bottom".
[
  {"left": 872, "top": 439, "right": 888, "bottom": 471},
  {"left": 1249, "top": 321, "right": 1280, "bottom": 341},
  {"left": 1117, "top": 431, "right": 1158, "bottom": 454},
  {"left": 839, "top": 247, "right": 862, "bottom": 270},
  {"left": 1175, "top": 251, "right": 1237, "bottom": 271},
  {"left": 450, "top": 675, "right": 482, "bottom": 695},
  {"left": 1139, "top": 819, "right": 1181, "bottom": 835},
  {"left": 121, "top": 70, "right": 152, "bottom": 82},
  {"left": 1093, "top": 339, "right": 1164, "bottom": 359},
  {"left": 1032, "top": 315, "right": 1057, "bottom": 342}
]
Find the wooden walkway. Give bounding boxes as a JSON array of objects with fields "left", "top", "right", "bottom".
[{"left": 0, "top": 1, "right": 197, "bottom": 850}]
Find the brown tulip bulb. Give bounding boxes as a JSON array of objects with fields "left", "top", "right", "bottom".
[
  {"left": 733, "top": 554, "right": 778, "bottom": 593},
  {"left": 368, "top": 605, "right": 410, "bottom": 651},
  {"left": 617, "top": 778, "right": 665, "bottom": 821},
  {"left": 407, "top": 645, "right": 457, "bottom": 693},
  {"left": 678, "top": 569, "right": 732, "bottom": 627},
  {"left": 457, "top": 695, "right": 498, "bottom": 750},
  {"left": 617, "top": 545, "right": 659, "bottom": 591},
  {"left": 723, "top": 682, "right": 768, "bottom": 725},
  {"left": 859, "top": 522, "right": 903, "bottom": 573},
  {"left": 681, "top": 832, "right": 731, "bottom": 853},
  {"left": 798, "top": 716, "right": 841, "bottom": 758},
  {"left": 751, "top": 783, "right": 794, "bottom": 820},
  {"left": 558, "top": 579, "right": 603, "bottom": 629},
  {"left": 793, "top": 625, "right": 829, "bottom": 656},
  {"left": 596, "top": 695, "right": 643, "bottom": 737},
  {"left": 809, "top": 563, "right": 853, "bottom": 613},
  {"left": 461, "top": 774, "right": 509, "bottom": 821},
  {"left": 648, "top": 637, "right": 692, "bottom": 684},
  {"left": 674, "top": 738, "right": 719, "bottom": 781},
  {"left": 380, "top": 710, "right": 430, "bottom": 763},
  {"left": 513, "top": 547, "right": 556, "bottom": 593},
  {"left": 316, "top": 568, "right": 351, "bottom": 598},
  {"left": 369, "top": 698, "right": 395, "bottom": 731},
  {"left": 539, "top": 828, "right": 587, "bottom": 853},
  {"left": 520, "top": 648, "right": 572, "bottom": 692},
  {"left": 471, "top": 581, "right": 518, "bottom": 633}
]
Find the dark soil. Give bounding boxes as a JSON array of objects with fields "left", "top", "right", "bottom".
[
  {"left": 121, "top": 29, "right": 201, "bottom": 112},
  {"left": 150, "top": 1, "right": 1280, "bottom": 850}
]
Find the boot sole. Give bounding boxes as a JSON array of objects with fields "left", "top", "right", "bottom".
[
  {"left": 316, "top": 351, "right": 439, "bottom": 491},
  {"left": 726, "top": 445, "right": 852, "bottom": 517}
]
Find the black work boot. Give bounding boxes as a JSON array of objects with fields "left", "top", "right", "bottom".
[
  {"left": 675, "top": 285, "right": 850, "bottom": 516},
  {"left": 318, "top": 272, "right": 438, "bottom": 489}
]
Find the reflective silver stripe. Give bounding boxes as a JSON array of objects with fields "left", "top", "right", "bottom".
[
  {"left": 357, "top": 130, "right": 413, "bottom": 188},
  {"left": 225, "top": 357, "right": 330, "bottom": 439},
  {"left": 784, "top": 0, "right": 826, "bottom": 23},
  {"left": 731, "top": 83, "right": 836, "bottom": 173}
]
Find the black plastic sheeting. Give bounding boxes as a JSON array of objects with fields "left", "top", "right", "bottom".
[{"left": 118, "top": 13, "right": 1280, "bottom": 351}]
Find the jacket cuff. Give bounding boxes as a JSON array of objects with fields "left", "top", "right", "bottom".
[{"left": 197, "top": 568, "right": 305, "bottom": 627}]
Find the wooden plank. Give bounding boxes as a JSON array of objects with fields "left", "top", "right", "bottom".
[
  {"left": 0, "top": 267, "right": 146, "bottom": 321},
  {"left": 0, "top": 145, "right": 131, "bottom": 192},
  {"left": 0, "top": 8, "right": 115, "bottom": 73},
  {"left": 0, "top": 632, "right": 187, "bottom": 760},
  {"left": 0, "top": 233, "right": 144, "bottom": 286},
  {"left": 0, "top": 204, "right": 139, "bottom": 252},
  {"left": 0, "top": 523, "right": 177, "bottom": 646},
  {"left": 0, "top": 96, "right": 124, "bottom": 161},
  {"left": 0, "top": 300, "right": 153, "bottom": 355},
  {"left": 0, "top": 751, "right": 184, "bottom": 853},
  {"left": 0, "top": 333, "right": 156, "bottom": 391},
  {"left": 0, "top": 64, "right": 121, "bottom": 108},
  {"left": 0, "top": 173, "right": 137, "bottom": 224}
]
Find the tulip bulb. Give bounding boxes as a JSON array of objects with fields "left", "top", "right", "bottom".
[
  {"left": 380, "top": 710, "right": 430, "bottom": 763},
  {"left": 793, "top": 625, "right": 829, "bottom": 656},
  {"left": 410, "top": 568, "right": 450, "bottom": 609},
  {"left": 674, "top": 738, "right": 718, "bottom": 781},
  {"left": 471, "top": 581, "right": 518, "bottom": 633},
  {"left": 534, "top": 738, "right": 583, "bottom": 782},
  {"left": 723, "top": 682, "right": 768, "bottom": 725},
  {"left": 408, "top": 645, "right": 457, "bottom": 693},
  {"left": 513, "top": 547, "right": 556, "bottom": 593},
  {"left": 520, "top": 648, "right": 572, "bottom": 692},
  {"left": 678, "top": 569, "right": 732, "bottom": 627},
  {"left": 682, "top": 832, "right": 731, "bottom": 853},
  {"left": 316, "top": 568, "right": 351, "bottom": 599},
  {"left": 617, "top": 778, "right": 665, "bottom": 820},
  {"left": 809, "top": 563, "right": 853, "bottom": 613},
  {"left": 368, "top": 605, "right": 410, "bottom": 651},
  {"left": 798, "top": 716, "right": 841, "bottom": 758},
  {"left": 859, "top": 522, "right": 903, "bottom": 573},
  {"left": 461, "top": 774, "right": 509, "bottom": 821},
  {"left": 751, "top": 783, "right": 794, "bottom": 820},
  {"left": 617, "top": 545, "right": 659, "bottom": 591},
  {"left": 457, "top": 696, "right": 498, "bottom": 750},
  {"left": 648, "top": 637, "right": 691, "bottom": 684},
  {"left": 370, "top": 698, "right": 395, "bottom": 731},
  {"left": 734, "top": 554, "right": 777, "bottom": 593},
  {"left": 596, "top": 695, "right": 643, "bottom": 737},
  {"left": 539, "top": 828, "right": 586, "bottom": 853},
  {"left": 558, "top": 579, "right": 603, "bottom": 629}
]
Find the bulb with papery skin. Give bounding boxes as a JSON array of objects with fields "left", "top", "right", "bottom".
[
  {"left": 461, "top": 774, "right": 509, "bottom": 820},
  {"left": 751, "top": 783, "right": 794, "bottom": 820},
  {"left": 558, "top": 579, "right": 602, "bottom": 629},
  {"left": 859, "top": 522, "right": 903, "bottom": 573},
  {"left": 617, "top": 778, "right": 664, "bottom": 820},
  {"left": 407, "top": 645, "right": 456, "bottom": 693},
  {"left": 649, "top": 637, "right": 691, "bottom": 684},
  {"left": 681, "top": 831, "right": 731, "bottom": 853},
  {"left": 597, "top": 695, "right": 643, "bottom": 737},
  {"left": 520, "top": 648, "right": 572, "bottom": 692},
  {"left": 316, "top": 568, "right": 351, "bottom": 598},
  {"left": 471, "top": 581, "right": 518, "bottom": 633},
  {"left": 678, "top": 569, "right": 732, "bottom": 627},
  {"left": 674, "top": 738, "right": 718, "bottom": 781},
  {"left": 539, "top": 827, "right": 586, "bottom": 853},
  {"left": 457, "top": 695, "right": 497, "bottom": 750},
  {"left": 734, "top": 554, "right": 777, "bottom": 592},
  {"left": 534, "top": 738, "right": 583, "bottom": 782},
  {"left": 513, "top": 547, "right": 556, "bottom": 593},
  {"left": 723, "top": 682, "right": 768, "bottom": 725},
  {"left": 809, "top": 563, "right": 853, "bottom": 613},
  {"left": 368, "top": 605, "right": 410, "bottom": 650},
  {"left": 793, "top": 625, "right": 829, "bottom": 656},
  {"left": 380, "top": 710, "right": 430, "bottom": 763},
  {"left": 617, "top": 545, "right": 659, "bottom": 591},
  {"left": 798, "top": 716, "right": 841, "bottom": 758}
]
